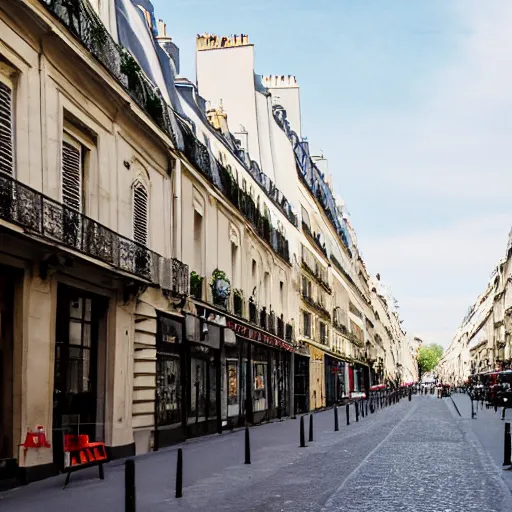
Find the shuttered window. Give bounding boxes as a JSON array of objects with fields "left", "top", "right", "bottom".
[
  {"left": 133, "top": 182, "right": 148, "bottom": 245},
  {"left": 62, "top": 137, "right": 82, "bottom": 211},
  {"left": 0, "top": 81, "right": 13, "bottom": 175}
]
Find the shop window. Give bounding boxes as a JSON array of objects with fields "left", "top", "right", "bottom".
[
  {"left": 0, "top": 80, "right": 13, "bottom": 176},
  {"left": 132, "top": 181, "right": 148, "bottom": 245},
  {"left": 227, "top": 359, "right": 239, "bottom": 417},
  {"left": 252, "top": 346, "right": 267, "bottom": 412},
  {"left": 264, "top": 272, "right": 270, "bottom": 307}
]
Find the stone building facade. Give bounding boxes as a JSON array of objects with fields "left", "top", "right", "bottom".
[{"left": 0, "top": 0, "right": 417, "bottom": 487}]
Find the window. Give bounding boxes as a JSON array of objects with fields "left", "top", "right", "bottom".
[
  {"left": 279, "top": 281, "right": 284, "bottom": 313},
  {"left": 264, "top": 272, "right": 270, "bottom": 306},
  {"left": 251, "top": 259, "right": 257, "bottom": 296},
  {"left": 0, "top": 80, "right": 13, "bottom": 175},
  {"left": 62, "top": 134, "right": 83, "bottom": 211},
  {"left": 193, "top": 210, "right": 203, "bottom": 273},
  {"left": 303, "top": 311, "right": 311, "bottom": 338},
  {"left": 320, "top": 322, "right": 328, "bottom": 345},
  {"left": 302, "top": 276, "right": 311, "bottom": 298},
  {"left": 231, "top": 242, "right": 238, "bottom": 287},
  {"left": 133, "top": 181, "right": 148, "bottom": 245}
]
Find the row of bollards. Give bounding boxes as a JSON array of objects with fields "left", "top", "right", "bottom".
[{"left": 123, "top": 389, "right": 408, "bottom": 508}]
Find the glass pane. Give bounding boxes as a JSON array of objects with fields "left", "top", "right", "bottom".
[
  {"left": 156, "top": 356, "right": 181, "bottom": 426},
  {"left": 209, "top": 358, "right": 217, "bottom": 418},
  {"left": 190, "top": 358, "right": 206, "bottom": 420},
  {"left": 253, "top": 362, "right": 267, "bottom": 411},
  {"left": 69, "top": 298, "right": 82, "bottom": 320},
  {"left": 83, "top": 323, "right": 91, "bottom": 348},
  {"left": 67, "top": 346, "right": 83, "bottom": 394},
  {"left": 84, "top": 299, "right": 92, "bottom": 322},
  {"left": 69, "top": 320, "right": 82, "bottom": 345},
  {"left": 227, "top": 362, "right": 239, "bottom": 406}
]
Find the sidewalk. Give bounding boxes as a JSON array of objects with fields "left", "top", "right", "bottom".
[
  {"left": 450, "top": 393, "right": 512, "bottom": 493},
  {"left": 0, "top": 399, "right": 405, "bottom": 511}
]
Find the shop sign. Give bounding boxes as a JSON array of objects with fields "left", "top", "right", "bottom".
[
  {"left": 309, "top": 346, "right": 325, "bottom": 361},
  {"left": 226, "top": 319, "right": 293, "bottom": 352}
]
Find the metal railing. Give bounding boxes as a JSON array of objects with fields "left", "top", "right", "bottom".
[{"left": 0, "top": 173, "right": 188, "bottom": 295}]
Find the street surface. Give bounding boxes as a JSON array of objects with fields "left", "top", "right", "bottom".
[{"left": 1, "top": 396, "right": 511, "bottom": 511}]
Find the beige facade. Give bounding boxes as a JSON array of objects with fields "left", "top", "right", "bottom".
[{"left": 0, "top": 0, "right": 417, "bottom": 486}]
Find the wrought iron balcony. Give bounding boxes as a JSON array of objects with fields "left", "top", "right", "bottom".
[{"left": 0, "top": 173, "right": 188, "bottom": 295}]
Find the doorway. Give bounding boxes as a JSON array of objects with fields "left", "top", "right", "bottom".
[
  {"left": 52, "top": 285, "right": 107, "bottom": 469},
  {"left": 0, "top": 268, "right": 15, "bottom": 461}
]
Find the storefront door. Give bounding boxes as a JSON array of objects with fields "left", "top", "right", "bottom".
[
  {"left": 294, "top": 355, "right": 309, "bottom": 414},
  {"left": 0, "top": 268, "right": 14, "bottom": 461},
  {"left": 52, "top": 285, "right": 106, "bottom": 469}
]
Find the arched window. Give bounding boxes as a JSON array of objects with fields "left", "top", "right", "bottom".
[{"left": 133, "top": 181, "right": 148, "bottom": 246}]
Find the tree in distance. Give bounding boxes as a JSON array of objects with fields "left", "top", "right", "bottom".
[{"left": 417, "top": 343, "right": 444, "bottom": 379}]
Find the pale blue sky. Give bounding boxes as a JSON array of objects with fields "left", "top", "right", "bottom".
[{"left": 152, "top": 0, "right": 512, "bottom": 346}]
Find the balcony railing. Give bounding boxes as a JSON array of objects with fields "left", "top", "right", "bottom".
[
  {"left": 0, "top": 173, "right": 189, "bottom": 295},
  {"left": 277, "top": 316, "right": 284, "bottom": 339},
  {"left": 301, "top": 292, "right": 331, "bottom": 321},
  {"left": 217, "top": 164, "right": 291, "bottom": 263}
]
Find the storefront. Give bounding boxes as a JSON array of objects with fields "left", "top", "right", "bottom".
[
  {"left": 185, "top": 310, "right": 222, "bottom": 438},
  {"left": 294, "top": 352, "right": 310, "bottom": 415},
  {"left": 325, "top": 356, "right": 347, "bottom": 406},
  {"left": 154, "top": 313, "right": 185, "bottom": 449},
  {"left": 226, "top": 318, "right": 292, "bottom": 426},
  {"left": 52, "top": 284, "right": 108, "bottom": 470},
  {"left": 309, "top": 346, "right": 326, "bottom": 410}
]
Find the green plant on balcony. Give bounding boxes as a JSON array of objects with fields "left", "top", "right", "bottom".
[
  {"left": 210, "top": 269, "right": 231, "bottom": 307},
  {"left": 190, "top": 271, "right": 203, "bottom": 300}
]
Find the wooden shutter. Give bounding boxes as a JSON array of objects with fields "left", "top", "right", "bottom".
[
  {"left": 0, "top": 81, "right": 13, "bottom": 175},
  {"left": 133, "top": 182, "right": 148, "bottom": 245},
  {"left": 62, "top": 137, "right": 82, "bottom": 211}
]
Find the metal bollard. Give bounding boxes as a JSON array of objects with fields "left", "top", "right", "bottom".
[
  {"left": 346, "top": 404, "right": 350, "bottom": 425},
  {"left": 408, "top": 388, "right": 412, "bottom": 402},
  {"left": 504, "top": 423, "right": 511, "bottom": 467},
  {"left": 245, "top": 426, "right": 251, "bottom": 464},
  {"left": 334, "top": 406, "right": 339, "bottom": 431},
  {"left": 366, "top": 400, "right": 369, "bottom": 416},
  {"left": 309, "top": 413, "right": 314, "bottom": 442},
  {"left": 361, "top": 400, "right": 365, "bottom": 418},
  {"left": 125, "top": 459, "right": 136, "bottom": 512},
  {"left": 175, "top": 448, "right": 183, "bottom": 498},
  {"left": 355, "top": 401, "right": 359, "bottom": 422},
  {"left": 300, "top": 415, "right": 306, "bottom": 447}
]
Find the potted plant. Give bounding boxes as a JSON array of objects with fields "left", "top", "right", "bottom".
[
  {"left": 190, "top": 271, "right": 203, "bottom": 300},
  {"left": 233, "top": 288, "right": 244, "bottom": 316},
  {"left": 210, "top": 269, "right": 231, "bottom": 307}
]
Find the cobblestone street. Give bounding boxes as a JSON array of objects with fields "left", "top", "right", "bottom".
[{"left": 1, "top": 396, "right": 511, "bottom": 511}]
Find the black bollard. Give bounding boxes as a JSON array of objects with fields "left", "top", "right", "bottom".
[
  {"left": 408, "top": 388, "right": 412, "bottom": 402},
  {"left": 244, "top": 426, "right": 251, "bottom": 464},
  {"left": 309, "top": 413, "right": 314, "bottom": 442},
  {"left": 334, "top": 406, "right": 339, "bottom": 431},
  {"left": 125, "top": 459, "right": 136, "bottom": 512},
  {"left": 175, "top": 448, "right": 183, "bottom": 499},
  {"left": 504, "top": 423, "right": 511, "bottom": 467},
  {"left": 355, "top": 401, "right": 359, "bottom": 422},
  {"left": 300, "top": 415, "right": 306, "bottom": 447},
  {"left": 346, "top": 404, "right": 350, "bottom": 425},
  {"left": 366, "top": 400, "right": 369, "bottom": 416},
  {"left": 361, "top": 401, "right": 365, "bottom": 418}
]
